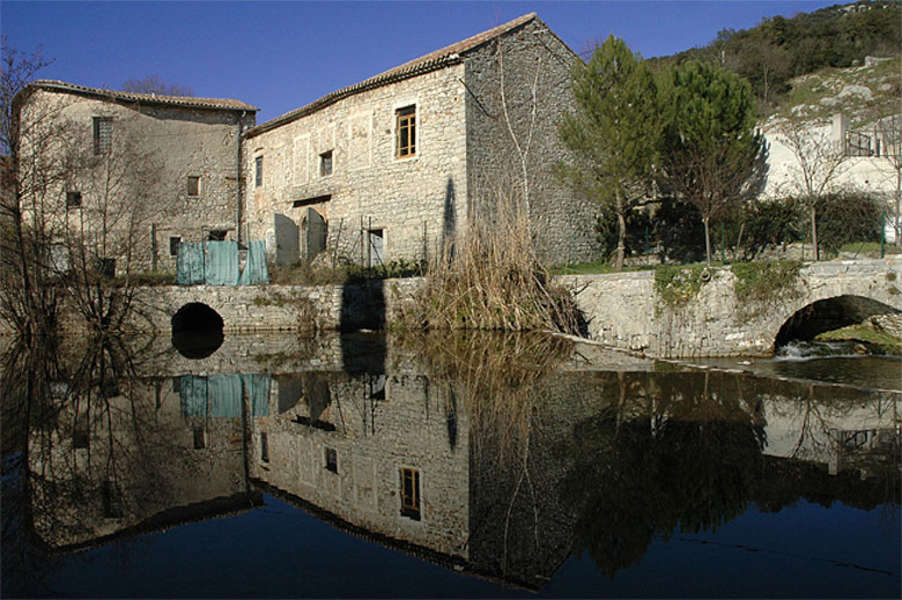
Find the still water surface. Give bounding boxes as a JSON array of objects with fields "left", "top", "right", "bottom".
[{"left": 2, "top": 332, "right": 899, "bottom": 598}]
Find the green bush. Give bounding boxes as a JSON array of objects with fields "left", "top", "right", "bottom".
[
  {"left": 814, "top": 191, "right": 884, "bottom": 255},
  {"left": 654, "top": 263, "right": 710, "bottom": 308}
]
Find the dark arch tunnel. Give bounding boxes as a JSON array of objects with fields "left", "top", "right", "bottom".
[
  {"left": 171, "top": 302, "right": 224, "bottom": 359},
  {"left": 774, "top": 295, "right": 901, "bottom": 348}
]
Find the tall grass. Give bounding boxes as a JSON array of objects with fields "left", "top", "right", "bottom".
[{"left": 409, "top": 191, "right": 583, "bottom": 334}]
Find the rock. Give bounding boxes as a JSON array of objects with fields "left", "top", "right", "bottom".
[{"left": 836, "top": 84, "right": 874, "bottom": 101}]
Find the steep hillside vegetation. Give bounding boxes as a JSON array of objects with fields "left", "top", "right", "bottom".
[{"left": 651, "top": 1, "right": 901, "bottom": 111}]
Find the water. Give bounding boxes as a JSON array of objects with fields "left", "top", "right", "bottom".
[
  {"left": 2, "top": 332, "right": 899, "bottom": 598},
  {"left": 692, "top": 340, "right": 902, "bottom": 391}
]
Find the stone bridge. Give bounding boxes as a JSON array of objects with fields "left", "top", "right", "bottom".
[
  {"left": 561, "top": 258, "right": 902, "bottom": 358},
  {"left": 113, "top": 258, "right": 902, "bottom": 359}
]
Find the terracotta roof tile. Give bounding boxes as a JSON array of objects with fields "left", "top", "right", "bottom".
[
  {"left": 26, "top": 80, "right": 258, "bottom": 112},
  {"left": 246, "top": 13, "right": 539, "bottom": 138}
]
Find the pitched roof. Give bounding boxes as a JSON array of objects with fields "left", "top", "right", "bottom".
[
  {"left": 245, "top": 12, "right": 541, "bottom": 138},
  {"left": 24, "top": 80, "right": 258, "bottom": 112}
]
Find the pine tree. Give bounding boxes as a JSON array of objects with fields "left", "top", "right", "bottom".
[
  {"left": 659, "top": 60, "right": 767, "bottom": 265},
  {"left": 558, "top": 35, "right": 659, "bottom": 271}
]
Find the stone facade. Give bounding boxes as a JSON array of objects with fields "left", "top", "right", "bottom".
[
  {"left": 243, "top": 13, "right": 599, "bottom": 268},
  {"left": 463, "top": 19, "right": 597, "bottom": 263},
  {"left": 14, "top": 81, "right": 257, "bottom": 274}
]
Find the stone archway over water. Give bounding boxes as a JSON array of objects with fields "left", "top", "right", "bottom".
[
  {"left": 171, "top": 303, "right": 224, "bottom": 359},
  {"left": 774, "top": 295, "right": 901, "bottom": 347}
]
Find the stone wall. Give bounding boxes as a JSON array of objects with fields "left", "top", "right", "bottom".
[
  {"left": 463, "top": 19, "right": 599, "bottom": 265},
  {"left": 561, "top": 257, "right": 902, "bottom": 357},
  {"left": 18, "top": 88, "right": 254, "bottom": 274},
  {"left": 125, "top": 277, "right": 424, "bottom": 334},
  {"left": 244, "top": 64, "right": 469, "bottom": 267}
]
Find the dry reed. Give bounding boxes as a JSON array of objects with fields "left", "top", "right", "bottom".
[{"left": 409, "top": 190, "right": 583, "bottom": 334}]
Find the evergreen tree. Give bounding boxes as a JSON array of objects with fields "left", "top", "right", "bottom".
[
  {"left": 659, "top": 61, "right": 767, "bottom": 265},
  {"left": 558, "top": 35, "right": 659, "bottom": 270}
]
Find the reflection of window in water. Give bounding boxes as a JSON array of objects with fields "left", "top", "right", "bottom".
[
  {"left": 72, "top": 427, "right": 89, "bottom": 449},
  {"left": 261, "top": 432, "right": 269, "bottom": 463},
  {"left": 399, "top": 467, "right": 420, "bottom": 521},
  {"left": 193, "top": 427, "right": 206, "bottom": 450},
  {"left": 102, "top": 480, "right": 124, "bottom": 518},
  {"left": 369, "top": 374, "right": 386, "bottom": 400},
  {"left": 325, "top": 447, "right": 338, "bottom": 473}
]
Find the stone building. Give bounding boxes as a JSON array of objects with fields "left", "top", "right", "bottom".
[
  {"left": 13, "top": 81, "right": 257, "bottom": 273},
  {"left": 243, "top": 13, "right": 598, "bottom": 268}
]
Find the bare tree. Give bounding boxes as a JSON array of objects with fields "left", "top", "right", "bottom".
[
  {"left": 121, "top": 74, "right": 194, "bottom": 97},
  {"left": 60, "top": 116, "right": 171, "bottom": 333},
  {"left": 0, "top": 37, "right": 68, "bottom": 343},
  {"left": 774, "top": 116, "right": 850, "bottom": 260},
  {"left": 2, "top": 40, "right": 174, "bottom": 340}
]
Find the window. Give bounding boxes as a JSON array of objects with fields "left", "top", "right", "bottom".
[
  {"left": 66, "top": 191, "right": 82, "bottom": 208},
  {"left": 99, "top": 258, "right": 115, "bottom": 279},
  {"left": 399, "top": 467, "right": 420, "bottom": 520},
  {"left": 369, "top": 374, "right": 386, "bottom": 401},
  {"left": 187, "top": 176, "right": 200, "bottom": 196},
  {"left": 101, "top": 480, "right": 124, "bottom": 518},
  {"left": 208, "top": 230, "right": 227, "bottom": 241},
  {"left": 169, "top": 236, "right": 181, "bottom": 257},
  {"left": 193, "top": 427, "right": 206, "bottom": 450},
  {"left": 255, "top": 156, "right": 263, "bottom": 187},
  {"left": 93, "top": 117, "right": 112, "bottom": 155},
  {"left": 73, "top": 427, "right": 89, "bottom": 449},
  {"left": 261, "top": 432, "right": 269, "bottom": 463},
  {"left": 324, "top": 447, "right": 338, "bottom": 473},
  {"left": 396, "top": 105, "right": 416, "bottom": 158},
  {"left": 320, "top": 150, "right": 333, "bottom": 176}
]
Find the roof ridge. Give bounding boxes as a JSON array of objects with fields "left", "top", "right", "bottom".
[
  {"left": 246, "top": 12, "right": 540, "bottom": 137},
  {"left": 27, "top": 79, "right": 258, "bottom": 111}
]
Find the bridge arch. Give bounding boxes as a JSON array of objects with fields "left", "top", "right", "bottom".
[
  {"left": 773, "top": 294, "right": 901, "bottom": 348},
  {"left": 171, "top": 302, "right": 224, "bottom": 359}
]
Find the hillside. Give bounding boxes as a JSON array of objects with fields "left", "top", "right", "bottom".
[
  {"left": 769, "top": 55, "right": 901, "bottom": 127},
  {"left": 651, "top": 0, "right": 901, "bottom": 111}
]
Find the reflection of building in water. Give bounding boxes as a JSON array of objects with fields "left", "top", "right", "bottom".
[
  {"left": 27, "top": 375, "right": 263, "bottom": 550},
  {"left": 249, "top": 367, "right": 470, "bottom": 561},
  {"left": 24, "top": 340, "right": 900, "bottom": 589}
]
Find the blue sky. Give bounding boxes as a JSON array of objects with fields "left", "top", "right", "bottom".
[{"left": 3, "top": 1, "right": 838, "bottom": 123}]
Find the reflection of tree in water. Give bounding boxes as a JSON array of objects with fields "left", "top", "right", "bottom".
[
  {"left": 559, "top": 371, "right": 767, "bottom": 578},
  {"left": 1, "top": 335, "right": 204, "bottom": 595}
]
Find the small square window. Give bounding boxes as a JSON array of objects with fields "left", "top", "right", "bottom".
[
  {"left": 208, "top": 230, "right": 227, "bottom": 241},
  {"left": 187, "top": 176, "right": 200, "bottom": 196},
  {"left": 396, "top": 105, "right": 416, "bottom": 158},
  {"left": 73, "top": 427, "right": 90, "bottom": 449},
  {"left": 169, "top": 236, "right": 181, "bottom": 257},
  {"left": 320, "top": 150, "right": 333, "bottom": 176},
  {"left": 255, "top": 156, "right": 263, "bottom": 187},
  {"left": 98, "top": 258, "right": 115, "bottom": 279},
  {"left": 66, "top": 191, "right": 82, "bottom": 208},
  {"left": 324, "top": 447, "right": 338, "bottom": 473}
]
